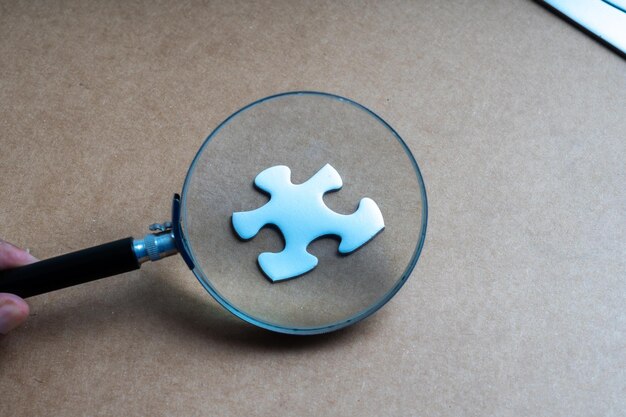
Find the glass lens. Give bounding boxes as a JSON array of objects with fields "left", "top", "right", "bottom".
[{"left": 181, "top": 92, "right": 426, "bottom": 334}]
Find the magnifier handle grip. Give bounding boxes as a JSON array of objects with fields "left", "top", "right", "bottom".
[{"left": 0, "top": 237, "right": 139, "bottom": 298}]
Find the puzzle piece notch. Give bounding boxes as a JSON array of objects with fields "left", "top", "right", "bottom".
[{"left": 232, "top": 164, "right": 384, "bottom": 282}]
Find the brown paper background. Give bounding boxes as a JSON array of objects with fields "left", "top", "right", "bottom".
[{"left": 0, "top": 1, "right": 624, "bottom": 416}]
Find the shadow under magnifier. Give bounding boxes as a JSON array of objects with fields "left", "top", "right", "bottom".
[
  {"left": 20, "top": 266, "right": 384, "bottom": 352},
  {"left": 140, "top": 269, "right": 384, "bottom": 351}
]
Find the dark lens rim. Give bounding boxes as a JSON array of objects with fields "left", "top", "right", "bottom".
[{"left": 180, "top": 91, "right": 428, "bottom": 335}]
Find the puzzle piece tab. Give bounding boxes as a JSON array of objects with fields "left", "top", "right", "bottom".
[{"left": 232, "top": 164, "right": 384, "bottom": 282}]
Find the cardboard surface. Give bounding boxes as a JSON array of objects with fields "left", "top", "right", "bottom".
[{"left": 0, "top": 1, "right": 624, "bottom": 415}]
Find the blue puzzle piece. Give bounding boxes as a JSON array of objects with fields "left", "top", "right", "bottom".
[{"left": 232, "top": 164, "right": 384, "bottom": 282}]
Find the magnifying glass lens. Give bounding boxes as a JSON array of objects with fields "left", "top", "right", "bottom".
[{"left": 181, "top": 92, "right": 426, "bottom": 334}]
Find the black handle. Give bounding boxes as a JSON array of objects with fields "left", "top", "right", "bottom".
[{"left": 0, "top": 237, "right": 140, "bottom": 298}]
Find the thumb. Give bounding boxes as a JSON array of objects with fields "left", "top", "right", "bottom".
[{"left": 0, "top": 293, "right": 30, "bottom": 335}]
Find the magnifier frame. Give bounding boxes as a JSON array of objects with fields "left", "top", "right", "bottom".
[
  {"left": 0, "top": 91, "right": 427, "bottom": 336},
  {"left": 178, "top": 91, "right": 428, "bottom": 335}
]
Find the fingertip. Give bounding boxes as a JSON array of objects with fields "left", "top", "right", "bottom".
[
  {"left": 0, "top": 240, "right": 39, "bottom": 269},
  {"left": 0, "top": 293, "right": 30, "bottom": 335},
  {"left": 18, "top": 249, "right": 38, "bottom": 264}
]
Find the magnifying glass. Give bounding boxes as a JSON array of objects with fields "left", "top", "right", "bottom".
[{"left": 0, "top": 92, "right": 427, "bottom": 335}]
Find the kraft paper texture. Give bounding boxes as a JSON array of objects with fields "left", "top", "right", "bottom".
[{"left": 0, "top": 1, "right": 624, "bottom": 416}]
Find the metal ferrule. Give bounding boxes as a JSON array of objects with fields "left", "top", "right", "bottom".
[{"left": 133, "top": 230, "right": 178, "bottom": 264}]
